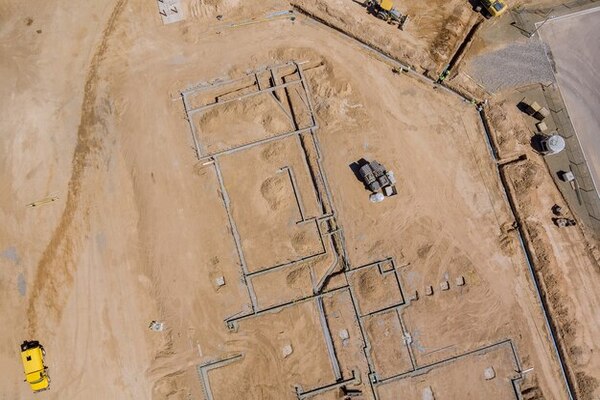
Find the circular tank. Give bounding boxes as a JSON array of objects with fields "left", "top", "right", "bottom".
[{"left": 542, "top": 134, "right": 565, "bottom": 155}]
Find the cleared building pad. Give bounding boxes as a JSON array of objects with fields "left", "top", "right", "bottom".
[
  {"left": 156, "top": 0, "right": 184, "bottom": 24},
  {"left": 347, "top": 259, "right": 405, "bottom": 316},
  {"left": 375, "top": 340, "right": 522, "bottom": 399},
  {"left": 363, "top": 309, "right": 414, "bottom": 380},
  {"left": 218, "top": 136, "right": 324, "bottom": 273}
]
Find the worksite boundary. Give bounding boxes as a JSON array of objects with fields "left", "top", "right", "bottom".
[
  {"left": 178, "top": 54, "right": 568, "bottom": 398},
  {"left": 286, "top": 12, "right": 574, "bottom": 397}
]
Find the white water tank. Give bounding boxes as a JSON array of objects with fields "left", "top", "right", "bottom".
[
  {"left": 370, "top": 193, "right": 385, "bottom": 203},
  {"left": 541, "top": 134, "right": 565, "bottom": 155}
]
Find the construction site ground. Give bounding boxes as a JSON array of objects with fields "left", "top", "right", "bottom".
[{"left": 1, "top": 0, "right": 599, "bottom": 399}]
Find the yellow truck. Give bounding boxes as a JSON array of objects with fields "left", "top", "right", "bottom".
[{"left": 20, "top": 341, "right": 50, "bottom": 392}]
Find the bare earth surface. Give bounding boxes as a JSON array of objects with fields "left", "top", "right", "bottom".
[
  {"left": 539, "top": 8, "right": 600, "bottom": 195},
  {"left": 1, "top": 0, "right": 597, "bottom": 399}
]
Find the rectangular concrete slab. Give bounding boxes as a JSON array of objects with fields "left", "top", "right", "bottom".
[{"left": 540, "top": 8, "right": 600, "bottom": 196}]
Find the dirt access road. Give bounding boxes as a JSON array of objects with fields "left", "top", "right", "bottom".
[{"left": 0, "top": 0, "right": 579, "bottom": 399}]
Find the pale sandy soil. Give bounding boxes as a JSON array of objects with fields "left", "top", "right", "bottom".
[
  {"left": 0, "top": 0, "right": 593, "bottom": 399},
  {"left": 377, "top": 342, "right": 519, "bottom": 399}
]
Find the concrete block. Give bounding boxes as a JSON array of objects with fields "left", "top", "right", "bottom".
[
  {"left": 529, "top": 101, "right": 542, "bottom": 113},
  {"left": 215, "top": 276, "right": 225, "bottom": 287},
  {"left": 455, "top": 276, "right": 465, "bottom": 286},
  {"left": 536, "top": 121, "right": 548, "bottom": 132},
  {"left": 484, "top": 367, "right": 496, "bottom": 380},
  {"left": 149, "top": 321, "right": 165, "bottom": 332},
  {"left": 339, "top": 329, "right": 349, "bottom": 340},
  {"left": 422, "top": 386, "right": 435, "bottom": 400},
  {"left": 440, "top": 280, "right": 449, "bottom": 291},
  {"left": 425, "top": 285, "right": 434, "bottom": 296},
  {"left": 560, "top": 171, "right": 575, "bottom": 182},
  {"left": 535, "top": 107, "right": 550, "bottom": 120},
  {"left": 157, "top": 0, "right": 185, "bottom": 24},
  {"left": 282, "top": 344, "right": 293, "bottom": 358}
]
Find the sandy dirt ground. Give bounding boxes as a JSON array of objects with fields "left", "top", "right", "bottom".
[
  {"left": 0, "top": 0, "right": 594, "bottom": 399},
  {"left": 376, "top": 342, "right": 520, "bottom": 399},
  {"left": 488, "top": 99, "right": 600, "bottom": 399},
  {"left": 539, "top": 7, "right": 600, "bottom": 195}
]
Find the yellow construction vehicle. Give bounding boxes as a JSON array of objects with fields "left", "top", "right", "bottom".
[
  {"left": 20, "top": 341, "right": 50, "bottom": 393},
  {"left": 476, "top": 0, "right": 508, "bottom": 17},
  {"left": 365, "top": 0, "right": 409, "bottom": 30}
]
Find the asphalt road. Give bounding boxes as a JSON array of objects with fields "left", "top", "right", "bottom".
[{"left": 540, "top": 7, "right": 600, "bottom": 196}]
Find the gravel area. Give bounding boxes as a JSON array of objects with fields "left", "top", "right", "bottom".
[{"left": 466, "top": 39, "right": 555, "bottom": 92}]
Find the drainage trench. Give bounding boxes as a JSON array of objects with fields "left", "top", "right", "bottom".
[{"left": 441, "top": 20, "right": 484, "bottom": 79}]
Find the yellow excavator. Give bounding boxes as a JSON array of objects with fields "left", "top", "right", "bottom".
[
  {"left": 365, "top": 0, "right": 409, "bottom": 30},
  {"left": 476, "top": 0, "right": 508, "bottom": 17}
]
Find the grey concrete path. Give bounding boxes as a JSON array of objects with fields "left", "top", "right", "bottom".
[{"left": 540, "top": 7, "right": 600, "bottom": 197}]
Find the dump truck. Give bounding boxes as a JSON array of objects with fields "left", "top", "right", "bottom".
[
  {"left": 476, "top": 0, "right": 507, "bottom": 17},
  {"left": 20, "top": 341, "right": 50, "bottom": 393},
  {"left": 358, "top": 159, "right": 397, "bottom": 202},
  {"left": 365, "top": 0, "right": 409, "bottom": 30}
]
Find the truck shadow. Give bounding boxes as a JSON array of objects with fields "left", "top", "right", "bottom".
[{"left": 349, "top": 158, "right": 370, "bottom": 191}]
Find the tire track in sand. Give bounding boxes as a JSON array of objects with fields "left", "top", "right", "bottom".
[{"left": 27, "top": 0, "right": 127, "bottom": 335}]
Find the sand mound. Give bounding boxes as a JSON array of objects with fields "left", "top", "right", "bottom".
[
  {"left": 291, "top": 231, "right": 312, "bottom": 253},
  {"left": 260, "top": 175, "right": 287, "bottom": 211}
]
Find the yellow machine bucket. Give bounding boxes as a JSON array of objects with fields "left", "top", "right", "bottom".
[{"left": 379, "top": 0, "right": 394, "bottom": 11}]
